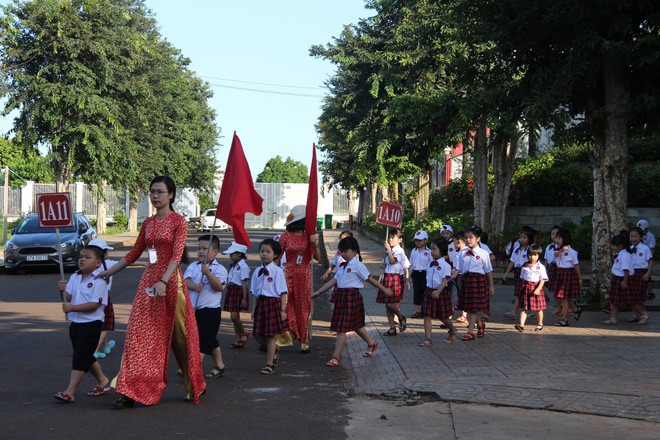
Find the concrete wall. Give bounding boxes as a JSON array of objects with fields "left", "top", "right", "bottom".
[{"left": 505, "top": 206, "right": 660, "bottom": 231}]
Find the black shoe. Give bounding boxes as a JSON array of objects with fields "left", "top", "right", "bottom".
[
  {"left": 112, "top": 395, "right": 135, "bottom": 410},
  {"left": 383, "top": 327, "right": 397, "bottom": 336},
  {"left": 440, "top": 324, "right": 448, "bottom": 329},
  {"left": 399, "top": 316, "right": 407, "bottom": 332},
  {"left": 574, "top": 307, "right": 583, "bottom": 321}
]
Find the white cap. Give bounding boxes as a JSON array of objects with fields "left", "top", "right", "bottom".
[
  {"left": 87, "top": 237, "right": 114, "bottom": 250},
  {"left": 284, "top": 204, "right": 306, "bottom": 226},
  {"left": 222, "top": 241, "right": 248, "bottom": 255},
  {"left": 637, "top": 219, "right": 649, "bottom": 230},
  {"left": 441, "top": 224, "right": 453, "bottom": 233},
  {"left": 414, "top": 230, "right": 428, "bottom": 240}
]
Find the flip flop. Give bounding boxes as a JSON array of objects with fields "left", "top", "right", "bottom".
[
  {"left": 87, "top": 386, "right": 110, "bottom": 397},
  {"left": 54, "top": 391, "right": 75, "bottom": 403},
  {"left": 103, "top": 340, "right": 116, "bottom": 355}
]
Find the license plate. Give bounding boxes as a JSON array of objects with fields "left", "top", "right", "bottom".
[{"left": 26, "top": 255, "right": 49, "bottom": 261}]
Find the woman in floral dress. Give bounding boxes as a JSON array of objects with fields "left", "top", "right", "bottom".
[
  {"left": 98, "top": 176, "right": 205, "bottom": 408},
  {"left": 278, "top": 205, "right": 320, "bottom": 353}
]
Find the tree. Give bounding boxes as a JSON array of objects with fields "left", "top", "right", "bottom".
[
  {"left": 0, "top": 139, "right": 54, "bottom": 185},
  {"left": 256, "top": 156, "right": 309, "bottom": 183}
]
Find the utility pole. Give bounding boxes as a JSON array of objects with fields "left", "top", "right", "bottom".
[{"left": 2, "top": 166, "right": 8, "bottom": 243}]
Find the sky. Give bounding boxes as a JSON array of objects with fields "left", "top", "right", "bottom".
[
  {"left": 0, "top": 0, "right": 372, "bottom": 182},
  {"left": 142, "top": 0, "right": 371, "bottom": 180}
]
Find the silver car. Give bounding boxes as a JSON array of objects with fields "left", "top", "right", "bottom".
[{"left": 3, "top": 213, "right": 96, "bottom": 273}]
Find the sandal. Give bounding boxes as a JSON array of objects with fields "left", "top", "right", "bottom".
[
  {"left": 273, "top": 347, "right": 279, "bottom": 365},
  {"left": 230, "top": 332, "right": 249, "bottom": 349},
  {"left": 461, "top": 332, "right": 475, "bottom": 341},
  {"left": 398, "top": 316, "right": 407, "bottom": 332},
  {"left": 326, "top": 356, "right": 341, "bottom": 367},
  {"left": 455, "top": 316, "right": 467, "bottom": 323},
  {"left": 54, "top": 391, "right": 75, "bottom": 403},
  {"left": 363, "top": 340, "right": 379, "bottom": 357},
  {"left": 574, "top": 307, "right": 583, "bottom": 321},
  {"left": 555, "top": 320, "right": 570, "bottom": 327},
  {"left": 534, "top": 325, "right": 543, "bottom": 331},
  {"left": 205, "top": 366, "right": 226, "bottom": 379},
  {"left": 259, "top": 364, "right": 275, "bottom": 375},
  {"left": 409, "top": 312, "right": 421, "bottom": 319},
  {"left": 445, "top": 331, "right": 457, "bottom": 343},
  {"left": 103, "top": 339, "right": 116, "bottom": 355},
  {"left": 418, "top": 338, "right": 432, "bottom": 347},
  {"left": 86, "top": 385, "right": 110, "bottom": 397},
  {"left": 601, "top": 318, "right": 618, "bottom": 325},
  {"left": 383, "top": 327, "right": 397, "bottom": 336},
  {"left": 477, "top": 321, "right": 486, "bottom": 338},
  {"left": 514, "top": 324, "right": 524, "bottom": 332}
]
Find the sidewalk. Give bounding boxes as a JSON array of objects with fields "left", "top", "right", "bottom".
[{"left": 321, "top": 228, "right": 660, "bottom": 423}]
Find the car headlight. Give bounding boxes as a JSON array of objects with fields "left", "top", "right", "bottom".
[
  {"left": 61, "top": 240, "right": 76, "bottom": 248},
  {"left": 4, "top": 242, "right": 18, "bottom": 252}
]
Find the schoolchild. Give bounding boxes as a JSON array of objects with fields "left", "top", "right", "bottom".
[
  {"left": 543, "top": 226, "right": 561, "bottom": 314},
  {"left": 452, "top": 226, "right": 494, "bottom": 340},
  {"left": 553, "top": 228, "right": 583, "bottom": 326},
  {"left": 503, "top": 229, "right": 538, "bottom": 319},
  {"left": 450, "top": 230, "right": 467, "bottom": 324},
  {"left": 183, "top": 235, "right": 228, "bottom": 378},
  {"left": 87, "top": 238, "right": 118, "bottom": 359},
  {"left": 321, "top": 230, "right": 354, "bottom": 281},
  {"left": 440, "top": 224, "right": 453, "bottom": 242},
  {"left": 624, "top": 228, "right": 652, "bottom": 324},
  {"left": 222, "top": 241, "right": 251, "bottom": 349},
  {"left": 601, "top": 234, "right": 639, "bottom": 325},
  {"left": 409, "top": 230, "right": 434, "bottom": 319},
  {"left": 312, "top": 237, "right": 393, "bottom": 366},
  {"left": 250, "top": 238, "right": 289, "bottom": 375},
  {"left": 515, "top": 244, "right": 548, "bottom": 332},
  {"left": 478, "top": 231, "right": 497, "bottom": 264},
  {"left": 636, "top": 220, "right": 655, "bottom": 300},
  {"left": 379, "top": 228, "right": 411, "bottom": 336},
  {"left": 54, "top": 245, "right": 110, "bottom": 403},
  {"left": 419, "top": 238, "right": 457, "bottom": 345}
]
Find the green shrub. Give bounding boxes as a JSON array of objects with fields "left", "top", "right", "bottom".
[
  {"left": 428, "top": 176, "right": 474, "bottom": 216},
  {"left": 198, "top": 193, "right": 216, "bottom": 211},
  {"left": 628, "top": 164, "right": 660, "bottom": 207},
  {"left": 113, "top": 211, "right": 128, "bottom": 230}
]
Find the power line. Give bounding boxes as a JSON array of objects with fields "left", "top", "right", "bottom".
[
  {"left": 201, "top": 75, "right": 323, "bottom": 91},
  {"left": 207, "top": 82, "right": 325, "bottom": 98}
]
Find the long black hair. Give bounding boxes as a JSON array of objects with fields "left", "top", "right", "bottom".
[{"left": 150, "top": 175, "right": 177, "bottom": 212}]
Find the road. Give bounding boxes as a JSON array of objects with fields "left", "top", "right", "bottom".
[{"left": 0, "top": 229, "right": 351, "bottom": 440}]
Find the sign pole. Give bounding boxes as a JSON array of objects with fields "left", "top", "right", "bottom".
[{"left": 55, "top": 227, "right": 66, "bottom": 315}]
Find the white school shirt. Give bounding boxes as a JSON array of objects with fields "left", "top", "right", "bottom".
[
  {"left": 66, "top": 271, "right": 108, "bottom": 323},
  {"left": 450, "top": 245, "right": 465, "bottom": 269},
  {"left": 426, "top": 258, "right": 452, "bottom": 289},
  {"left": 611, "top": 251, "right": 634, "bottom": 277},
  {"left": 479, "top": 242, "right": 494, "bottom": 256},
  {"left": 554, "top": 247, "right": 579, "bottom": 268},
  {"left": 457, "top": 246, "right": 493, "bottom": 275},
  {"left": 544, "top": 243, "right": 557, "bottom": 265},
  {"left": 520, "top": 262, "right": 548, "bottom": 283},
  {"left": 332, "top": 251, "right": 345, "bottom": 268},
  {"left": 511, "top": 245, "right": 530, "bottom": 268},
  {"left": 92, "top": 259, "right": 118, "bottom": 292},
  {"left": 629, "top": 243, "right": 652, "bottom": 270},
  {"left": 410, "top": 247, "right": 433, "bottom": 271},
  {"left": 447, "top": 242, "right": 459, "bottom": 265},
  {"left": 227, "top": 259, "right": 251, "bottom": 286},
  {"left": 184, "top": 260, "right": 228, "bottom": 309},
  {"left": 250, "top": 262, "right": 287, "bottom": 298},
  {"left": 642, "top": 231, "right": 656, "bottom": 250},
  {"left": 383, "top": 245, "right": 410, "bottom": 275},
  {"left": 335, "top": 258, "right": 372, "bottom": 289},
  {"left": 506, "top": 240, "right": 521, "bottom": 258}
]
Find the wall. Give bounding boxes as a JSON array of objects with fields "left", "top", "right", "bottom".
[{"left": 505, "top": 206, "right": 660, "bottom": 232}]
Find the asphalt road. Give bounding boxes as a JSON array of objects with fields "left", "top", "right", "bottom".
[{"left": 0, "top": 229, "right": 352, "bottom": 440}]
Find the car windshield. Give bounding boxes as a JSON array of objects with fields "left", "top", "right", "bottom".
[
  {"left": 205, "top": 210, "right": 216, "bottom": 216},
  {"left": 15, "top": 215, "right": 77, "bottom": 234}
]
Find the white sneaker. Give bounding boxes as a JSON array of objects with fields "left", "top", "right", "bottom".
[{"left": 601, "top": 318, "right": 618, "bottom": 325}]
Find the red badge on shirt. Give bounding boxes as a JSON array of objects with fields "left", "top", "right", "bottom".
[
  {"left": 449, "top": 247, "right": 454, "bottom": 252},
  {"left": 476, "top": 256, "right": 480, "bottom": 260},
  {"left": 267, "top": 277, "right": 273, "bottom": 283},
  {"left": 436, "top": 267, "right": 441, "bottom": 271},
  {"left": 639, "top": 253, "right": 643, "bottom": 256},
  {"left": 347, "top": 268, "right": 351, "bottom": 273},
  {"left": 87, "top": 282, "right": 93, "bottom": 288},
  {"left": 564, "top": 252, "right": 568, "bottom": 256},
  {"left": 522, "top": 254, "right": 527, "bottom": 259}
]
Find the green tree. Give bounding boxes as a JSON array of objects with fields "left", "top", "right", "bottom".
[
  {"left": 0, "top": 139, "right": 54, "bottom": 185},
  {"left": 256, "top": 156, "right": 309, "bottom": 183}
]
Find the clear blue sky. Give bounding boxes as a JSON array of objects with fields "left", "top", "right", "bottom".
[
  {"left": 0, "top": 0, "right": 371, "bottom": 182},
  {"left": 143, "top": 0, "right": 370, "bottom": 180}
]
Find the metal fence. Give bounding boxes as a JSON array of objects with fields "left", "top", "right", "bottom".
[{"left": 0, "top": 186, "right": 21, "bottom": 216}]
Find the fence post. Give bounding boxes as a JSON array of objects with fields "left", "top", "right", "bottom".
[
  {"left": 21, "top": 180, "right": 34, "bottom": 215},
  {"left": 75, "top": 181, "right": 84, "bottom": 213}
]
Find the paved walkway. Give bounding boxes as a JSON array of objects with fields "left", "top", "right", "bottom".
[{"left": 321, "top": 229, "right": 660, "bottom": 423}]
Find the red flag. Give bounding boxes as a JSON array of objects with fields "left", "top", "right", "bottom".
[
  {"left": 216, "top": 132, "right": 263, "bottom": 247},
  {"left": 305, "top": 144, "right": 318, "bottom": 253}
]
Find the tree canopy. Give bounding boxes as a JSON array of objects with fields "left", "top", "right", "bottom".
[{"left": 256, "top": 155, "right": 309, "bottom": 183}]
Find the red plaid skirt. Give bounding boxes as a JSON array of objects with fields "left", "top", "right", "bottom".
[
  {"left": 518, "top": 281, "right": 547, "bottom": 311},
  {"left": 252, "top": 296, "right": 289, "bottom": 337},
  {"left": 330, "top": 288, "right": 366, "bottom": 332},
  {"left": 553, "top": 267, "right": 580, "bottom": 299},
  {"left": 546, "top": 264, "right": 557, "bottom": 292},
  {"left": 421, "top": 287, "right": 453, "bottom": 319},
  {"left": 610, "top": 275, "right": 637, "bottom": 306},
  {"left": 224, "top": 284, "right": 247, "bottom": 312},
  {"left": 629, "top": 270, "right": 648, "bottom": 303},
  {"left": 329, "top": 287, "right": 338, "bottom": 303},
  {"left": 377, "top": 273, "right": 403, "bottom": 303},
  {"left": 458, "top": 272, "right": 490, "bottom": 313},
  {"left": 513, "top": 268, "right": 523, "bottom": 297},
  {"left": 102, "top": 297, "right": 115, "bottom": 331}
]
